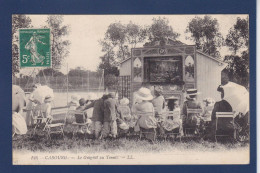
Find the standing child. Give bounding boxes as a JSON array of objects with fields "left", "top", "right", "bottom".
[
  {"left": 102, "top": 93, "right": 118, "bottom": 138},
  {"left": 41, "top": 95, "right": 53, "bottom": 124}
]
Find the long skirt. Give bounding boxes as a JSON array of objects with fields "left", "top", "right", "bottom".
[{"left": 13, "top": 112, "right": 28, "bottom": 135}]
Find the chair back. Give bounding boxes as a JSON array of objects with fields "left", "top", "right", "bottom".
[
  {"left": 162, "top": 111, "right": 180, "bottom": 120},
  {"left": 216, "top": 112, "right": 234, "bottom": 118},
  {"left": 135, "top": 111, "right": 154, "bottom": 118},
  {"left": 215, "top": 112, "right": 235, "bottom": 130},
  {"left": 74, "top": 110, "right": 86, "bottom": 123},
  {"left": 51, "top": 106, "right": 69, "bottom": 124},
  {"left": 187, "top": 108, "right": 203, "bottom": 115}
]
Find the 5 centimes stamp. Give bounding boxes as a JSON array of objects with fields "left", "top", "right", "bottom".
[{"left": 19, "top": 28, "right": 51, "bottom": 67}]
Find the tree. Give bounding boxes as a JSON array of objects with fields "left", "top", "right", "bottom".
[
  {"left": 105, "top": 22, "right": 128, "bottom": 61},
  {"left": 125, "top": 21, "right": 147, "bottom": 48},
  {"left": 103, "top": 21, "right": 146, "bottom": 63},
  {"left": 37, "top": 68, "right": 64, "bottom": 77},
  {"left": 46, "top": 15, "right": 70, "bottom": 70},
  {"left": 225, "top": 17, "right": 249, "bottom": 54},
  {"left": 144, "top": 17, "right": 179, "bottom": 47},
  {"left": 223, "top": 17, "right": 249, "bottom": 87},
  {"left": 186, "top": 15, "right": 223, "bottom": 57},
  {"left": 12, "top": 15, "right": 32, "bottom": 76}
]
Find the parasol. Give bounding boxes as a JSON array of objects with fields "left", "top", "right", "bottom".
[
  {"left": 32, "top": 85, "right": 54, "bottom": 104},
  {"left": 222, "top": 82, "right": 249, "bottom": 115}
]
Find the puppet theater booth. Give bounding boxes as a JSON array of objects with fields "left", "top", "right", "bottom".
[{"left": 118, "top": 44, "right": 227, "bottom": 106}]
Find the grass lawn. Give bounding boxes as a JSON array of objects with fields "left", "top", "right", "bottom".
[{"left": 13, "top": 126, "right": 249, "bottom": 154}]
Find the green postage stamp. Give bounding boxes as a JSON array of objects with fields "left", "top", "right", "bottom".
[{"left": 19, "top": 28, "right": 51, "bottom": 67}]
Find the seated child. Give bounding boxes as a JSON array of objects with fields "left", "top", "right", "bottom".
[
  {"left": 202, "top": 98, "right": 215, "bottom": 121},
  {"left": 160, "top": 98, "right": 182, "bottom": 135},
  {"left": 117, "top": 98, "right": 133, "bottom": 133},
  {"left": 75, "top": 98, "right": 91, "bottom": 134}
]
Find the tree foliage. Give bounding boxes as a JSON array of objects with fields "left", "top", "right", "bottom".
[
  {"left": 37, "top": 68, "right": 64, "bottom": 77},
  {"left": 12, "top": 15, "right": 32, "bottom": 76},
  {"left": 46, "top": 15, "right": 70, "bottom": 69},
  {"left": 223, "top": 17, "right": 249, "bottom": 87},
  {"left": 103, "top": 21, "right": 146, "bottom": 63},
  {"left": 225, "top": 17, "right": 249, "bottom": 54},
  {"left": 186, "top": 15, "right": 223, "bottom": 57},
  {"left": 144, "top": 17, "right": 179, "bottom": 46}
]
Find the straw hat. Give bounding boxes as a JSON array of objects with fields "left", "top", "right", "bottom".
[
  {"left": 120, "top": 97, "right": 129, "bottom": 105},
  {"left": 135, "top": 87, "right": 153, "bottom": 101},
  {"left": 186, "top": 89, "right": 200, "bottom": 99}
]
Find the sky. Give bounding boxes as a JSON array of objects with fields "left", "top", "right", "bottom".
[{"left": 19, "top": 14, "right": 248, "bottom": 75}]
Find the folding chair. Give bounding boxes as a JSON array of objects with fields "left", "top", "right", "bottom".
[
  {"left": 161, "top": 111, "right": 182, "bottom": 141},
  {"left": 215, "top": 112, "right": 235, "bottom": 142},
  {"left": 31, "top": 109, "right": 46, "bottom": 136},
  {"left": 71, "top": 110, "right": 91, "bottom": 139},
  {"left": 44, "top": 107, "right": 68, "bottom": 140},
  {"left": 184, "top": 108, "right": 203, "bottom": 136},
  {"left": 135, "top": 111, "right": 157, "bottom": 141}
]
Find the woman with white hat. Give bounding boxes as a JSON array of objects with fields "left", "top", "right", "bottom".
[
  {"left": 133, "top": 87, "right": 157, "bottom": 140},
  {"left": 134, "top": 87, "right": 154, "bottom": 113}
]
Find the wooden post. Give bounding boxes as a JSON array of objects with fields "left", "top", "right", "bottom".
[
  {"left": 87, "top": 70, "right": 89, "bottom": 92},
  {"left": 82, "top": 76, "right": 83, "bottom": 90},
  {"left": 67, "top": 63, "right": 69, "bottom": 105}
]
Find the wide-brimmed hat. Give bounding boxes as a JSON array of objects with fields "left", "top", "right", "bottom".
[
  {"left": 135, "top": 87, "right": 153, "bottom": 101},
  {"left": 120, "top": 97, "right": 129, "bottom": 105},
  {"left": 203, "top": 98, "right": 215, "bottom": 106},
  {"left": 44, "top": 95, "right": 53, "bottom": 102}
]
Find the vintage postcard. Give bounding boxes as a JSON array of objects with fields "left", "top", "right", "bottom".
[{"left": 12, "top": 14, "right": 250, "bottom": 165}]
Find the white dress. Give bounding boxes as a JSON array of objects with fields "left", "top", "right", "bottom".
[{"left": 13, "top": 112, "right": 28, "bottom": 135}]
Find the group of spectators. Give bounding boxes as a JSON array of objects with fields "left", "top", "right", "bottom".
[
  {"left": 64, "top": 85, "right": 217, "bottom": 141},
  {"left": 17, "top": 82, "right": 249, "bottom": 142}
]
